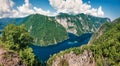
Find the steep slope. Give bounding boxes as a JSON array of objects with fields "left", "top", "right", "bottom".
[
  {"left": 88, "top": 22, "right": 113, "bottom": 44},
  {"left": 48, "top": 49, "right": 96, "bottom": 66},
  {"left": 0, "top": 47, "right": 25, "bottom": 66},
  {"left": 89, "top": 17, "right": 120, "bottom": 44},
  {"left": 55, "top": 13, "right": 111, "bottom": 35},
  {"left": 47, "top": 17, "right": 120, "bottom": 66},
  {"left": 0, "top": 13, "right": 110, "bottom": 46},
  {"left": 22, "top": 14, "right": 68, "bottom": 46}
]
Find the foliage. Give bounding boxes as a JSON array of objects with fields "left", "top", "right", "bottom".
[
  {"left": 90, "top": 23, "right": 120, "bottom": 66},
  {"left": 47, "top": 18, "right": 120, "bottom": 66},
  {"left": 19, "top": 47, "right": 41, "bottom": 66},
  {"left": 2, "top": 24, "right": 33, "bottom": 50},
  {"left": 0, "top": 13, "right": 110, "bottom": 46},
  {"left": 22, "top": 14, "right": 68, "bottom": 46},
  {"left": 0, "top": 24, "right": 41, "bottom": 66}
]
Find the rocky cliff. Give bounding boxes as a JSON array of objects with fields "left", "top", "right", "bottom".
[
  {"left": 55, "top": 13, "right": 110, "bottom": 35},
  {"left": 51, "top": 50, "right": 96, "bottom": 66},
  {"left": 47, "top": 17, "right": 120, "bottom": 66},
  {"left": 0, "top": 47, "right": 25, "bottom": 66}
]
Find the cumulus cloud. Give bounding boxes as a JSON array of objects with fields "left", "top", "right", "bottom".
[
  {"left": 98, "top": 6, "right": 104, "bottom": 16},
  {"left": 0, "top": 0, "right": 105, "bottom": 18},
  {"left": 16, "top": 0, "right": 55, "bottom": 17},
  {"left": 0, "top": 0, "right": 54, "bottom": 18},
  {"left": 49, "top": 0, "right": 104, "bottom": 17},
  {"left": 0, "top": 0, "right": 14, "bottom": 18},
  {"left": 17, "top": 0, "right": 34, "bottom": 16},
  {"left": 0, "top": 0, "right": 14, "bottom": 12}
]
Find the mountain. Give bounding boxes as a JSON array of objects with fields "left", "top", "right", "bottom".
[
  {"left": 0, "top": 13, "right": 110, "bottom": 46},
  {"left": 21, "top": 14, "right": 68, "bottom": 46},
  {"left": 55, "top": 13, "right": 111, "bottom": 35},
  {"left": 21, "top": 13, "right": 110, "bottom": 46},
  {"left": 89, "top": 17, "right": 120, "bottom": 44},
  {"left": 47, "top": 17, "right": 120, "bottom": 66},
  {"left": 0, "top": 18, "right": 25, "bottom": 31},
  {"left": 88, "top": 22, "right": 113, "bottom": 44}
]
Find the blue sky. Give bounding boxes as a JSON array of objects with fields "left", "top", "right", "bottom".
[
  {"left": 85, "top": 0, "right": 120, "bottom": 20},
  {"left": 13, "top": 0, "right": 56, "bottom": 11},
  {"left": 1, "top": 0, "right": 120, "bottom": 20}
]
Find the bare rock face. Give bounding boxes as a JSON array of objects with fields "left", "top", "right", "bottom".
[
  {"left": 55, "top": 13, "right": 110, "bottom": 36},
  {"left": 56, "top": 18, "right": 77, "bottom": 35},
  {"left": 52, "top": 50, "right": 96, "bottom": 66},
  {"left": 0, "top": 47, "right": 25, "bottom": 66}
]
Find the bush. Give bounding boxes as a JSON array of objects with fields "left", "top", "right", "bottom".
[
  {"left": 0, "top": 24, "right": 41, "bottom": 66},
  {"left": 19, "top": 47, "right": 40, "bottom": 66},
  {"left": 2, "top": 24, "right": 33, "bottom": 50}
]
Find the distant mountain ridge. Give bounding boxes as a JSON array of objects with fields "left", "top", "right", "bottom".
[
  {"left": 0, "top": 18, "right": 25, "bottom": 30},
  {"left": 55, "top": 13, "right": 111, "bottom": 35},
  {"left": 0, "top": 13, "right": 111, "bottom": 46}
]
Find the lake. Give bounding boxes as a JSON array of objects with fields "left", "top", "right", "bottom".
[{"left": 31, "top": 33, "right": 92, "bottom": 63}]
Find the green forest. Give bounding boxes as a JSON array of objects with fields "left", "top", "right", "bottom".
[
  {"left": 47, "top": 18, "right": 120, "bottom": 66},
  {"left": 22, "top": 14, "right": 68, "bottom": 46},
  {"left": 0, "top": 16, "right": 120, "bottom": 66},
  {"left": 0, "top": 24, "right": 41, "bottom": 66},
  {"left": 0, "top": 0, "right": 120, "bottom": 66}
]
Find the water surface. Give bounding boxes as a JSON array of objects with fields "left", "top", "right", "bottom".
[{"left": 31, "top": 33, "right": 92, "bottom": 62}]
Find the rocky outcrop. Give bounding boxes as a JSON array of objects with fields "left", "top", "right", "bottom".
[
  {"left": 0, "top": 47, "right": 25, "bottom": 66},
  {"left": 56, "top": 18, "right": 77, "bottom": 35},
  {"left": 52, "top": 50, "right": 96, "bottom": 66},
  {"left": 55, "top": 13, "right": 110, "bottom": 36}
]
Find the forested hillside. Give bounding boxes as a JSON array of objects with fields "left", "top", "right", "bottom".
[
  {"left": 22, "top": 14, "right": 68, "bottom": 46},
  {"left": 0, "top": 13, "right": 110, "bottom": 46},
  {"left": 47, "top": 17, "right": 120, "bottom": 66}
]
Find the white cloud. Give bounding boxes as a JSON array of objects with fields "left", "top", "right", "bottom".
[
  {"left": 98, "top": 6, "right": 104, "bottom": 17},
  {"left": 16, "top": 0, "right": 55, "bottom": 17},
  {"left": 0, "top": 0, "right": 54, "bottom": 18},
  {"left": 16, "top": 0, "right": 35, "bottom": 17},
  {"left": 0, "top": 0, "right": 105, "bottom": 18},
  {"left": 0, "top": 0, "right": 14, "bottom": 18},
  {"left": 49, "top": 0, "right": 104, "bottom": 17},
  {"left": 0, "top": 0, "right": 14, "bottom": 12}
]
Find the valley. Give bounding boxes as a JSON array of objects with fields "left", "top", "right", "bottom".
[
  {"left": 0, "top": 13, "right": 120, "bottom": 66},
  {"left": 47, "top": 17, "right": 120, "bottom": 66},
  {"left": 0, "top": 13, "right": 110, "bottom": 46},
  {"left": 0, "top": 0, "right": 120, "bottom": 66},
  {"left": 31, "top": 33, "right": 92, "bottom": 62}
]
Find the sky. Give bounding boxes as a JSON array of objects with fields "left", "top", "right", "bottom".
[{"left": 0, "top": 0, "right": 120, "bottom": 20}]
